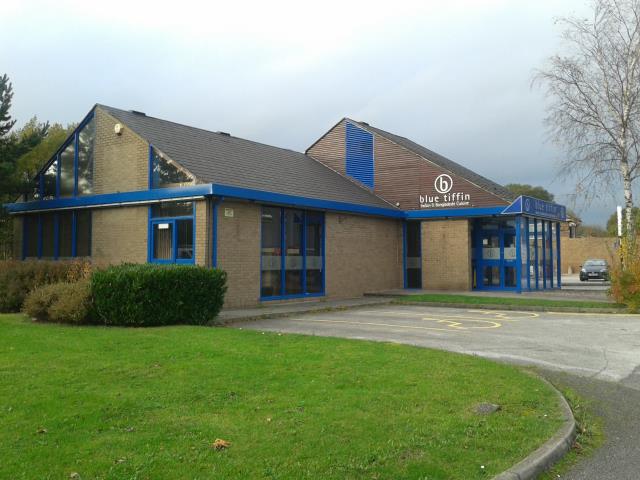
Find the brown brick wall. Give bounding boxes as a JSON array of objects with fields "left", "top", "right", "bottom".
[
  {"left": 195, "top": 199, "right": 210, "bottom": 267},
  {"left": 421, "top": 219, "right": 472, "bottom": 290},
  {"left": 94, "top": 107, "right": 148, "bottom": 194},
  {"left": 325, "top": 212, "right": 403, "bottom": 297},
  {"left": 216, "top": 200, "right": 261, "bottom": 308},
  {"left": 561, "top": 237, "right": 618, "bottom": 274},
  {"left": 306, "top": 120, "right": 346, "bottom": 176},
  {"left": 92, "top": 206, "right": 148, "bottom": 265}
]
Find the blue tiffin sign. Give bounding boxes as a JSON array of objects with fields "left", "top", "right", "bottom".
[{"left": 501, "top": 195, "right": 567, "bottom": 221}]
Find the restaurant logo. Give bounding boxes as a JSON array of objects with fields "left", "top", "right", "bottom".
[
  {"left": 434, "top": 174, "right": 453, "bottom": 194},
  {"left": 419, "top": 174, "right": 471, "bottom": 209}
]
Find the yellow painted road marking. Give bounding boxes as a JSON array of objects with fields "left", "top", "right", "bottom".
[{"left": 296, "top": 318, "right": 470, "bottom": 333}]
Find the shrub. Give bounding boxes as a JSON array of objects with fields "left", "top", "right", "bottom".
[
  {"left": 609, "top": 238, "right": 640, "bottom": 312},
  {"left": 91, "top": 264, "right": 227, "bottom": 326},
  {"left": 23, "top": 280, "right": 93, "bottom": 324},
  {"left": 0, "top": 260, "right": 92, "bottom": 313}
]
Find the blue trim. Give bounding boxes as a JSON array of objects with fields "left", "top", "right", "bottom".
[
  {"left": 525, "top": 218, "right": 530, "bottom": 290},
  {"left": 149, "top": 201, "right": 196, "bottom": 264},
  {"left": 280, "top": 207, "right": 286, "bottom": 296},
  {"left": 5, "top": 184, "right": 213, "bottom": 213},
  {"left": 402, "top": 222, "right": 408, "bottom": 289},
  {"left": 212, "top": 200, "right": 218, "bottom": 268},
  {"left": 502, "top": 195, "right": 567, "bottom": 221},
  {"left": 405, "top": 207, "right": 504, "bottom": 219},
  {"left": 542, "top": 221, "right": 547, "bottom": 289},
  {"left": 302, "top": 211, "right": 307, "bottom": 294},
  {"left": 515, "top": 216, "right": 522, "bottom": 293},
  {"left": 556, "top": 222, "right": 562, "bottom": 288},
  {"left": 345, "top": 122, "right": 375, "bottom": 189},
  {"left": 210, "top": 184, "right": 403, "bottom": 218},
  {"left": 321, "top": 213, "right": 326, "bottom": 295},
  {"left": 549, "top": 220, "right": 554, "bottom": 288},
  {"left": 73, "top": 132, "right": 79, "bottom": 197},
  {"left": 147, "top": 206, "right": 152, "bottom": 263},
  {"left": 533, "top": 220, "right": 539, "bottom": 289}
]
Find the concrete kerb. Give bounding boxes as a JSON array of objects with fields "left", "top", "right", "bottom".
[
  {"left": 395, "top": 300, "right": 628, "bottom": 315},
  {"left": 492, "top": 377, "right": 577, "bottom": 480}
]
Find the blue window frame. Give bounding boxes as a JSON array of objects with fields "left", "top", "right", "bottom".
[
  {"left": 22, "top": 210, "right": 92, "bottom": 260},
  {"left": 403, "top": 221, "right": 422, "bottom": 289},
  {"left": 345, "top": 122, "right": 374, "bottom": 188},
  {"left": 260, "top": 206, "right": 325, "bottom": 300},
  {"left": 148, "top": 201, "right": 196, "bottom": 264},
  {"left": 473, "top": 218, "right": 518, "bottom": 291}
]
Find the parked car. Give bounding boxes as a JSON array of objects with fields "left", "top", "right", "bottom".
[{"left": 579, "top": 259, "right": 610, "bottom": 281}]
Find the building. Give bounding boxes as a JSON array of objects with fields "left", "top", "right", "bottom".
[{"left": 5, "top": 105, "right": 566, "bottom": 308}]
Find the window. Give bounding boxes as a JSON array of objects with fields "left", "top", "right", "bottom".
[
  {"left": 43, "top": 160, "right": 57, "bottom": 199},
  {"left": 59, "top": 141, "right": 75, "bottom": 197},
  {"left": 151, "top": 147, "right": 193, "bottom": 188},
  {"left": 405, "top": 221, "right": 422, "bottom": 289},
  {"left": 150, "top": 201, "right": 194, "bottom": 263},
  {"left": 260, "top": 206, "right": 324, "bottom": 299},
  {"left": 27, "top": 113, "right": 95, "bottom": 201},
  {"left": 77, "top": 116, "right": 95, "bottom": 196},
  {"left": 21, "top": 210, "right": 92, "bottom": 260}
]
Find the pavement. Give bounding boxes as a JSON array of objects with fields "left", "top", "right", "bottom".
[{"left": 233, "top": 304, "right": 640, "bottom": 479}]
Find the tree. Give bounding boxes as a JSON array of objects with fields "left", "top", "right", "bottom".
[
  {"left": 504, "top": 183, "right": 555, "bottom": 201},
  {"left": 606, "top": 206, "right": 640, "bottom": 234},
  {"left": 0, "top": 74, "right": 16, "bottom": 139},
  {"left": 535, "top": 0, "right": 640, "bottom": 238}
]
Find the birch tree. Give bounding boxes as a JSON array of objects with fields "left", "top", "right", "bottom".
[{"left": 535, "top": 0, "right": 640, "bottom": 236}]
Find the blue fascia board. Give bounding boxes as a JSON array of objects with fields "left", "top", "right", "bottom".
[
  {"left": 405, "top": 207, "right": 505, "bottom": 219},
  {"left": 502, "top": 195, "right": 567, "bottom": 221},
  {"left": 210, "top": 184, "right": 405, "bottom": 218},
  {"left": 4, "top": 185, "right": 213, "bottom": 213}
]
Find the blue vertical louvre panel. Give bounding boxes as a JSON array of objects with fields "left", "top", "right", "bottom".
[{"left": 345, "top": 123, "right": 374, "bottom": 189}]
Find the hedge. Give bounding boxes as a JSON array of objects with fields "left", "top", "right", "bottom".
[
  {"left": 91, "top": 264, "right": 227, "bottom": 326},
  {"left": 0, "top": 260, "right": 91, "bottom": 313},
  {"left": 23, "top": 280, "right": 94, "bottom": 324}
]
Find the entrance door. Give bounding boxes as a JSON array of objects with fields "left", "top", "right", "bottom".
[{"left": 475, "top": 220, "right": 518, "bottom": 290}]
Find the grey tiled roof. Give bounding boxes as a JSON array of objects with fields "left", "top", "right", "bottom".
[
  {"left": 98, "top": 105, "right": 396, "bottom": 210},
  {"left": 352, "top": 120, "right": 516, "bottom": 202}
]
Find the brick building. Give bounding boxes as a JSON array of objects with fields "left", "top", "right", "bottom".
[{"left": 5, "top": 105, "right": 567, "bottom": 307}]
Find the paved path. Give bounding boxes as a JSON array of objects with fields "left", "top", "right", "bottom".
[{"left": 234, "top": 305, "right": 640, "bottom": 479}]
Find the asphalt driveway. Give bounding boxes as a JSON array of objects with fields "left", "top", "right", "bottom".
[{"left": 235, "top": 305, "right": 640, "bottom": 479}]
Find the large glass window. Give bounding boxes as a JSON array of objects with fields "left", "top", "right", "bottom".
[
  {"left": 25, "top": 216, "right": 39, "bottom": 258},
  {"left": 260, "top": 207, "right": 282, "bottom": 297},
  {"left": 59, "top": 142, "right": 75, "bottom": 197},
  {"left": 21, "top": 210, "right": 91, "bottom": 260},
  {"left": 151, "top": 147, "right": 193, "bottom": 188},
  {"left": 150, "top": 201, "right": 194, "bottom": 263},
  {"left": 405, "top": 222, "right": 422, "bottom": 288},
  {"left": 261, "top": 206, "right": 324, "bottom": 299},
  {"left": 77, "top": 117, "right": 95, "bottom": 196},
  {"left": 58, "top": 212, "right": 73, "bottom": 258},
  {"left": 43, "top": 160, "right": 57, "bottom": 200}
]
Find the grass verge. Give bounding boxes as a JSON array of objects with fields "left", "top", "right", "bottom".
[
  {"left": 0, "top": 314, "right": 565, "bottom": 479},
  {"left": 396, "top": 293, "right": 623, "bottom": 310}
]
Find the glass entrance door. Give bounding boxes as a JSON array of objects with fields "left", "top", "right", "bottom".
[{"left": 474, "top": 219, "right": 518, "bottom": 290}]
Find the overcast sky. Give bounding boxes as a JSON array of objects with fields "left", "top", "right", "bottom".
[{"left": 4, "top": 0, "right": 634, "bottom": 226}]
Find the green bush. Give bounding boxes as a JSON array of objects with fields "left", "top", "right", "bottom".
[
  {"left": 91, "top": 264, "right": 227, "bottom": 326},
  {"left": 610, "top": 238, "right": 640, "bottom": 312},
  {"left": 0, "top": 260, "right": 92, "bottom": 313},
  {"left": 22, "top": 280, "right": 94, "bottom": 324}
]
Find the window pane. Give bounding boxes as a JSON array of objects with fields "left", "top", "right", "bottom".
[
  {"left": 153, "top": 223, "right": 173, "bottom": 260},
  {"left": 306, "top": 213, "right": 324, "bottom": 293},
  {"left": 529, "top": 219, "right": 537, "bottom": 288},
  {"left": 151, "top": 201, "right": 193, "bottom": 218},
  {"left": 504, "top": 266, "right": 517, "bottom": 287},
  {"left": 503, "top": 232, "right": 516, "bottom": 260},
  {"left": 25, "top": 215, "right": 39, "bottom": 258},
  {"left": 26, "top": 176, "right": 40, "bottom": 201},
  {"left": 59, "top": 141, "right": 75, "bottom": 197},
  {"left": 152, "top": 148, "right": 193, "bottom": 188},
  {"left": 285, "top": 210, "right": 303, "bottom": 295},
  {"left": 58, "top": 212, "right": 73, "bottom": 258},
  {"left": 41, "top": 214, "right": 55, "bottom": 258},
  {"left": 176, "top": 219, "right": 193, "bottom": 260},
  {"left": 43, "top": 160, "right": 57, "bottom": 199},
  {"left": 261, "top": 207, "right": 282, "bottom": 297},
  {"left": 76, "top": 210, "right": 91, "bottom": 257},
  {"left": 482, "top": 234, "right": 500, "bottom": 260},
  {"left": 482, "top": 266, "right": 500, "bottom": 287},
  {"left": 406, "top": 221, "right": 421, "bottom": 288},
  {"left": 77, "top": 117, "right": 95, "bottom": 196}
]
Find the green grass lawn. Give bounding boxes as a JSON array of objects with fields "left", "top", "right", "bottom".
[
  {"left": 0, "top": 314, "right": 564, "bottom": 480},
  {"left": 397, "top": 293, "right": 622, "bottom": 310}
]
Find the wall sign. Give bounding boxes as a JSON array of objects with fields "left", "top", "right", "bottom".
[
  {"left": 419, "top": 174, "right": 472, "bottom": 209},
  {"left": 501, "top": 195, "right": 567, "bottom": 221}
]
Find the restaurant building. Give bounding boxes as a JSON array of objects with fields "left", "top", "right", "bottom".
[{"left": 5, "top": 105, "right": 566, "bottom": 307}]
